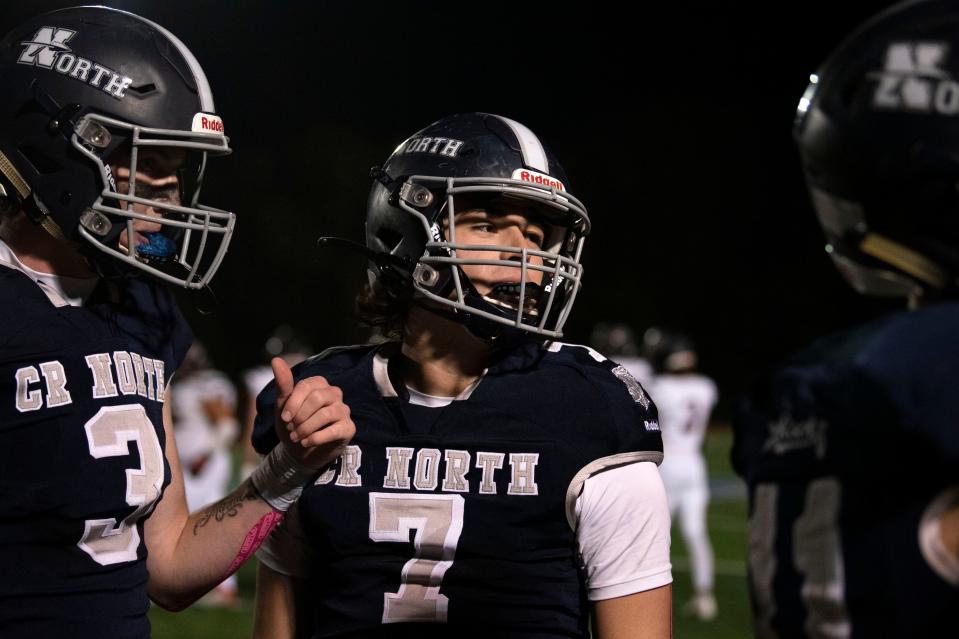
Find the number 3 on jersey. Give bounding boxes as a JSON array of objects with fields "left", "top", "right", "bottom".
[
  {"left": 78, "top": 404, "right": 164, "bottom": 566},
  {"left": 369, "top": 492, "right": 465, "bottom": 623}
]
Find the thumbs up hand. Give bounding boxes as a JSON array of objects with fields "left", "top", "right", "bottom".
[{"left": 271, "top": 357, "right": 355, "bottom": 470}]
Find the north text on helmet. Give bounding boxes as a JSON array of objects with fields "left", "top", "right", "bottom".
[
  {"left": 872, "top": 42, "right": 959, "bottom": 115},
  {"left": 403, "top": 137, "right": 464, "bottom": 158},
  {"left": 17, "top": 27, "right": 133, "bottom": 100}
]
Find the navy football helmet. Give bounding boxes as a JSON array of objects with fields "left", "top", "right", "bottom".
[
  {"left": 795, "top": 0, "right": 959, "bottom": 301},
  {"left": 0, "top": 6, "right": 233, "bottom": 289},
  {"left": 366, "top": 112, "right": 590, "bottom": 340}
]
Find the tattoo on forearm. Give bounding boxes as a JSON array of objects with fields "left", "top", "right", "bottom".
[{"left": 192, "top": 483, "right": 261, "bottom": 536}]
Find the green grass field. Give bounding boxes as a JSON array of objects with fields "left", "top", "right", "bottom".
[{"left": 150, "top": 427, "right": 752, "bottom": 638}]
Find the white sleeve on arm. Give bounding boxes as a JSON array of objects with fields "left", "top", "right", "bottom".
[
  {"left": 575, "top": 461, "right": 672, "bottom": 601},
  {"left": 255, "top": 500, "right": 315, "bottom": 578}
]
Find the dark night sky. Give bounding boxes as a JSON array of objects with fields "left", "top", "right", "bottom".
[{"left": 1, "top": 0, "right": 904, "bottom": 418}]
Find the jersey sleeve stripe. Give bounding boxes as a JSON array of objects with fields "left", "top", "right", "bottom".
[{"left": 564, "top": 451, "right": 664, "bottom": 531}]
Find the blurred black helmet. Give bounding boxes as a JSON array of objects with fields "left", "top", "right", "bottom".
[
  {"left": 263, "top": 324, "right": 311, "bottom": 365},
  {"left": 642, "top": 327, "right": 697, "bottom": 374},
  {"left": 0, "top": 6, "right": 233, "bottom": 288},
  {"left": 795, "top": 0, "right": 959, "bottom": 301},
  {"left": 365, "top": 112, "right": 590, "bottom": 340},
  {"left": 589, "top": 322, "right": 639, "bottom": 357}
]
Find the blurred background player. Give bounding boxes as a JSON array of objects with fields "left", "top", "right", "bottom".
[
  {"left": 733, "top": 0, "right": 959, "bottom": 635},
  {"left": 170, "top": 342, "right": 240, "bottom": 607},
  {"left": 239, "top": 325, "right": 312, "bottom": 479},
  {"left": 644, "top": 327, "right": 719, "bottom": 621},
  {"left": 589, "top": 321, "right": 654, "bottom": 388}
]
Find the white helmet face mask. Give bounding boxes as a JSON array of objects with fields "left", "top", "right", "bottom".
[
  {"left": 74, "top": 113, "right": 234, "bottom": 290},
  {"left": 400, "top": 175, "right": 588, "bottom": 339}
]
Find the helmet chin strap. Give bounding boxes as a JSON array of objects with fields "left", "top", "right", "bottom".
[
  {"left": 0, "top": 150, "right": 30, "bottom": 201},
  {"left": 858, "top": 232, "right": 948, "bottom": 289},
  {"left": 0, "top": 150, "right": 67, "bottom": 242},
  {"left": 318, "top": 235, "right": 416, "bottom": 302}
]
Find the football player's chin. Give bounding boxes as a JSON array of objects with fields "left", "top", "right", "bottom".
[{"left": 117, "top": 231, "right": 140, "bottom": 252}]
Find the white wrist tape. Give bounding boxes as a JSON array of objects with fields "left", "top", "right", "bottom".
[{"left": 250, "top": 445, "right": 316, "bottom": 512}]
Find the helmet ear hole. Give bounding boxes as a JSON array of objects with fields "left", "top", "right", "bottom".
[
  {"left": 377, "top": 228, "right": 403, "bottom": 253},
  {"left": 19, "top": 145, "right": 62, "bottom": 175}
]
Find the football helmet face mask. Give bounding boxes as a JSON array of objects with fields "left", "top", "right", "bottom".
[
  {"left": 366, "top": 113, "right": 590, "bottom": 340},
  {"left": 0, "top": 6, "right": 233, "bottom": 289},
  {"left": 794, "top": 0, "right": 959, "bottom": 300}
]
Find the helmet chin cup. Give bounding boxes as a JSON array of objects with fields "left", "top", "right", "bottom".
[
  {"left": 460, "top": 289, "right": 533, "bottom": 346},
  {"left": 416, "top": 271, "right": 536, "bottom": 346}
]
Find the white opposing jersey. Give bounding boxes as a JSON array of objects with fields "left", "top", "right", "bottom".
[
  {"left": 243, "top": 365, "right": 273, "bottom": 398},
  {"left": 171, "top": 370, "right": 237, "bottom": 464},
  {"left": 648, "top": 373, "right": 717, "bottom": 456}
]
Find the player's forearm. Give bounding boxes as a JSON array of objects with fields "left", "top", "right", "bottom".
[
  {"left": 147, "top": 480, "right": 282, "bottom": 611},
  {"left": 253, "top": 563, "right": 298, "bottom": 639},
  {"left": 593, "top": 584, "right": 673, "bottom": 639}
]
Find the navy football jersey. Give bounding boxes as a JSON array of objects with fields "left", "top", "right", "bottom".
[
  {"left": 0, "top": 265, "right": 192, "bottom": 638},
  {"left": 732, "top": 302, "right": 959, "bottom": 638},
  {"left": 253, "top": 340, "right": 663, "bottom": 638}
]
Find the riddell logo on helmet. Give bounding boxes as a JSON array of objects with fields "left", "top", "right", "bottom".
[
  {"left": 18, "top": 27, "right": 133, "bottom": 100},
  {"left": 192, "top": 113, "right": 225, "bottom": 135},
  {"left": 872, "top": 42, "right": 959, "bottom": 115},
  {"left": 512, "top": 169, "right": 565, "bottom": 191}
]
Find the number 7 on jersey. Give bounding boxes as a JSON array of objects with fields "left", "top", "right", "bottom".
[{"left": 369, "top": 492, "right": 465, "bottom": 623}]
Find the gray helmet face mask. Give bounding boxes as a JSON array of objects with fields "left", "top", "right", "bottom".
[
  {"left": 401, "top": 175, "right": 588, "bottom": 339},
  {"left": 367, "top": 113, "right": 590, "bottom": 339},
  {"left": 73, "top": 112, "right": 234, "bottom": 290}
]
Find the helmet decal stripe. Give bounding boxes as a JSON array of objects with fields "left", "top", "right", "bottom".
[
  {"left": 491, "top": 114, "right": 549, "bottom": 173},
  {"left": 118, "top": 9, "right": 216, "bottom": 112}
]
